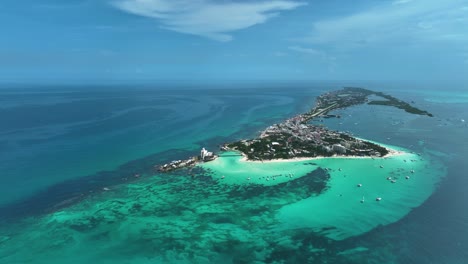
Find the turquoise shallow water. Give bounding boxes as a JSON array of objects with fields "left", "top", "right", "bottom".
[
  {"left": 201, "top": 146, "right": 444, "bottom": 241},
  {"left": 0, "top": 143, "right": 446, "bottom": 263},
  {"left": 0, "top": 83, "right": 467, "bottom": 263}
]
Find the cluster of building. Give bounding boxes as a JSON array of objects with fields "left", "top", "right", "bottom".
[
  {"left": 157, "top": 88, "right": 399, "bottom": 171},
  {"left": 158, "top": 147, "right": 217, "bottom": 172},
  {"left": 158, "top": 157, "right": 197, "bottom": 172},
  {"left": 261, "top": 116, "right": 328, "bottom": 143},
  {"left": 226, "top": 88, "right": 388, "bottom": 160},
  {"left": 302, "top": 88, "right": 369, "bottom": 122},
  {"left": 227, "top": 119, "right": 386, "bottom": 160}
]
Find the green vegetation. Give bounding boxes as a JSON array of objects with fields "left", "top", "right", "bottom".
[
  {"left": 227, "top": 131, "right": 388, "bottom": 161},
  {"left": 344, "top": 87, "right": 433, "bottom": 117},
  {"left": 368, "top": 99, "right": 433, "bottom": 117},
  {"left": 225, "top": 87, "right": 421, "bottom": 161},
  {"left": 161, "top": 86, "right": 429, "bottom": 167}
]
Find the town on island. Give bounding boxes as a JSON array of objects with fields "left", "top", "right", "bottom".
[{"left": 158, "top": 87, "right": 432, "bottom": 172}]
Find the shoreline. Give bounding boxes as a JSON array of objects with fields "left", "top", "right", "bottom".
[
  {"left": 160, "top": 87, "right": 430, "bottom": 173},
  {"left": 236, "top": 145, "right": 406, "bottom": 164}
]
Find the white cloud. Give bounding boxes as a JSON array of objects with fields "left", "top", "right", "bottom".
[
  {"left": 112, "top": 0, "right": 305, "bottom": 41},
  {"left": 288, "top": 45, "right": 337, "bottom": 72},
  {"left": 288, "top": 45, "right": 323, "bottom": 56},
  {"left": 305, "top": 0, "right": 468, "bottom": 48}
]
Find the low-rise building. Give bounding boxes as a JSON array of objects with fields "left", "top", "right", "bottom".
[{"left": 332, "top": 144, "right": 347, "bottom": 154}]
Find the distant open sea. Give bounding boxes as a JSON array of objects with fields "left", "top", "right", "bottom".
[{"left": 0, "top": 81, "right": 467, "bottom": 263}]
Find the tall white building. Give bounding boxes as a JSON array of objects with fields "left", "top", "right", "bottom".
[{"left": 200, "top": 147, "right": 213, "bottom": 161}]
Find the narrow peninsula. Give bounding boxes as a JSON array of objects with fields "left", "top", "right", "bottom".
[{"left": 158, "top": 87, "right": 432, "bottom": 171}]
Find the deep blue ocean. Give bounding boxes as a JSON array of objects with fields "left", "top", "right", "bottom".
[{"left": 0, "top": 81, "right": 467, "bottom": 263}]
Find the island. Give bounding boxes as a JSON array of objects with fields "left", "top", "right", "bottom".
[{"left": 158, "top": 87, "right": 432, "bottom": 171}]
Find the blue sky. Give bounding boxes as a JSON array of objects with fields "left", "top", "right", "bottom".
[{"left": 1, "top": 0, "right": 467, "bottom": 83}]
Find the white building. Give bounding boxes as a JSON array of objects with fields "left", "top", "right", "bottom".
[
  {"left": 332, "top": 144, "right": 347, "bottom": 154},
  {"left": 200, "top": 147, "right": 214, "bottom": 161}
]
